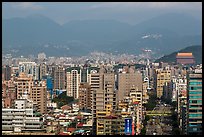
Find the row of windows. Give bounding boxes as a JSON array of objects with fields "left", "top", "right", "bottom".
[
  {"left": 189, "top": 96, "right": 201, "bottom": 99},
  {"left": 189, "top": 100, "right": 202, "bottom": 103},
  {"left": 189, "top": 105, "right": 202, "bottom": 108},
  {"left": 189, "top": 91, "right": 202, "bottom": 95},
  {"left": 189, "top": 82, "right": 202, "bottom": 85},
  {"left": 189, "top": 87, "right": 202, "bottom": 90},
  {"left": 189, "top": 114, "right": 202, "bottom": 117},
  {"left": 189, "top": 109, "right": 202, "bottom": 112}
]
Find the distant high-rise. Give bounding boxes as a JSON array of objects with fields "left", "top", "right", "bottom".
[
  {"left": 187, "top": 70, "right": 202, "bottom": 135},
  {"left": 176, "top": 53, "right": 195, "bottom": 65},
  {"left": 39, "top": 63, "right": 48, "bottom": 80}
]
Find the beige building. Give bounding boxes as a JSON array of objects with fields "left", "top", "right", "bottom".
[
  {"left": 96, "top": 104, "right": 125, "bottom": 135},
  {"left": 155, "top": 69, "right": 171, "bottom": 98},
  {"left": 31, "top": 80, "right": 47, "bottom": 114},
  {"left": 90, "top": 67, "right": 117, "bottom": 134},
  {"left": 118, "top": 66, "right": 143, "bottom": 101},
  {"left": 129, "top": 86, "right": 143, "bottom": 134},
  {"left": 142, "top": 81, "right": 149, "bottom": 104},
  {"left": 16, "top": 72, "right": 33, "bottom": 100},
  {"left": 79, "top": 83, "right": 91, "bottom": 110},
  {"left": 16, "top": 72, "right": 47, "bottom": 114}
]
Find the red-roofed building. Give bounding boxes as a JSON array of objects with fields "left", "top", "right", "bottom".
[
  {"left": 59, "top": 132, "right": 69, "bottom": 135},
  {"left": 67, "top": 128, "right": 75, "bottom": 133},
  {"left": 76, "top": 115, "right": 82, "bottom": 119},
  {"left": 176, "top": 52, "right": 195, "bottom": 65}
]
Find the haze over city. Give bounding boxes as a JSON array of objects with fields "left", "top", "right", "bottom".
[{"left": 2, "top": 2, "right": 202, "bottom": 135}]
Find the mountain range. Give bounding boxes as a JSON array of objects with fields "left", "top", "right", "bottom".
[{"left": 2, "top": 13, "right": 202, "bottom": 57}]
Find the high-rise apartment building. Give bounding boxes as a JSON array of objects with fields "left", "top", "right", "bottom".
[
  {"left": 118, "top": 66, "right": 143, "bottom": 101},
  {"left": 31, "top": 80, "right": 47, "bottom": 114},
  {"left": 91, "top": 66, "right": 117, "bottom": 134},
  {"left": 129, "top": 85, "right": 143, "bottom": 135},
  {"left": 79, "top": 83, "right": 91, "bottom": 111},
  {"left": 187, "top": 70, "right": 202, "bottom": 135},
  {"left": 16, "top": 72, "right": 47, "bottom": 114},
  {"left": 16, "top": 72, "right": 33, "bottom": 100},
  {"left": 66, "top": 67, "right": 81, "bottom": 98},
  {"left": 53, "top": 66, "right": 65, "bottom": 90}
]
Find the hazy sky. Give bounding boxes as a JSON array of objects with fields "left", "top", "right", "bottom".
[{"left": 3, "top": 2, "right": 202, "bottom": 25}]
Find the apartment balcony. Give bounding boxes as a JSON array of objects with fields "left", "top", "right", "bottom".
[
  {"left": 2, "top": 116, "right": 13, "bottom": 119},
  {"left": 2, "top": 113, "right": 13, "bottom": 116},
  {"left": 25, "top": 124, "right": 42, "bottom": 128},
  {"left": 2, "top": 121, "right": 12, "bottom": 124},
  {"left": 25, "top": 121, "right": 42, "bottom": 124},
  {"left": 13, "top": 112, "right": 26, "bottom": 115}
]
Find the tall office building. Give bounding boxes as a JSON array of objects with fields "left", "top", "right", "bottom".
[
  {"left": 66, "top": 67, "right": 81, "bottom": 98},
  {"left": 187, "top": 70, "right": 202, "bottom": 135},
  {"left": 53, "top": 66, "right": 65, "bottom": 90},
  {"left": 118, "top": 66, "right": 142, "bottom": 101},
  {"left": 155, "top": 68, "right": 171, "bottom": 98}
]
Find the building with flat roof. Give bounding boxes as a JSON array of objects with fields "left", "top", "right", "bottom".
[{"left": 2, "top": 99, "right": 44, "bottom": 133}]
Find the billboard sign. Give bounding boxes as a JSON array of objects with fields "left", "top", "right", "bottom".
[{"left": 125, "top": 118, "right": 132, "bottom": 135}]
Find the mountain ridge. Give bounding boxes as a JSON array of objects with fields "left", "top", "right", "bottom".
[{"left": 2, "top": 13, "right": 202, "bottom": 57}]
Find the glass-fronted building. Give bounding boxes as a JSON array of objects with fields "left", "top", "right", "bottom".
[{"left": 187, "top": 71, "right": 202, "bottom": 135}]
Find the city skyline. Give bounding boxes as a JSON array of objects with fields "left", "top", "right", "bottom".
[{"left": 2, "top": 2, "right": 202, "bottom": 135}]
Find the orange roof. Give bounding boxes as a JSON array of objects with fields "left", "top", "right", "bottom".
[
  {"left": 177, "top": 53, "right": 193, "bottom": 56},
  {"left": 67, "top": 128, "right": 75, "bottom": 132}
]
